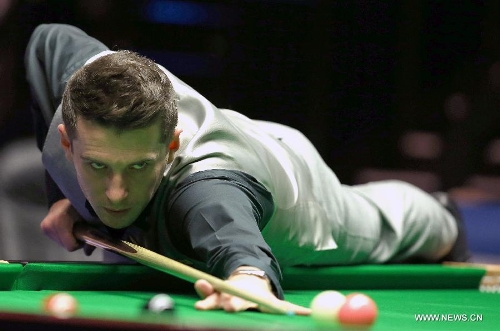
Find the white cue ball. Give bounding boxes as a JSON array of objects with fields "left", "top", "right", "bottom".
[
  {"left": 146, "top": 293, "right": 175, "bottom": 313},
  {"left": 310, "top": 290, "right": 346, "bottom": 325}
]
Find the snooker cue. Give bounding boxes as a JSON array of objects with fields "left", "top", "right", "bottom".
[{"left": 73, "top": 222, "right": 295, "bottom": 314}]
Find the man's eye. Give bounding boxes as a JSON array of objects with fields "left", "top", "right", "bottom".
[
  {"left": 131, "top": 162, "right": 148, "bottom": 170},
  {"left": 90, "top": 162, "right": 106, "bottom": 170}
]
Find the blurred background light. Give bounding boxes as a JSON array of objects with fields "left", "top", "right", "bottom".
[
  {"left": 143, "top": 0, "right": 239, "bottom": 27},
  {"left": 140, "top": 50, "right": 223, "bottom": 77}
]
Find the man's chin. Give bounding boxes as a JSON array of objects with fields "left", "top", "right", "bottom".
[
  {"left": 97, "top": 208, "right": 137, "bottom": 229},
  {"left": 101, "top": 221, "right": 132, "bottom": 229},
  {"left": 98, "top": 215, "right": 136, "bottom": 229}
]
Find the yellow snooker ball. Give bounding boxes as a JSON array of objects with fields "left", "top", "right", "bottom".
[{"left": 310, "top": 290, "right": 346, "bottom": 325}]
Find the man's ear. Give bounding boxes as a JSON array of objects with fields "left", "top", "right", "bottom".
[
  {"left": 58, "top": 124, "right": 73, "bottom": 161},
  {"left": 167, "top": 128, "right": 182, "bottom": 163}
]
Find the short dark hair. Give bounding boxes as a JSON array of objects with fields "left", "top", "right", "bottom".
[{"left": 62, "top": 50, "right": 178, "bottom": 142}]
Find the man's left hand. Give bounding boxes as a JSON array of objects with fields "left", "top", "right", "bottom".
[{"left": 193, "top": 273, "right": 310, "bottom": 315}]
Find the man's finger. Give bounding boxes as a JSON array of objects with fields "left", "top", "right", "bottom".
[
  {"left": 56, "top": 227, "right": 80, "bottom": 251},
  {"left": 83, "top": 244, "right": 95, "bottom": 256},
  {"left": 220, "top": 293, "right": 257, "bottom": 312},
  {"left": 194, "top": 293, "right": 221, "bottom": 311},
  {"left": 194, "top": 279, "right": 215, "bottom": 299}
]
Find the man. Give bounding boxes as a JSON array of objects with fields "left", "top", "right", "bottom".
[{"left": 25, "top": 24, "right": 468, "bottom": 314}]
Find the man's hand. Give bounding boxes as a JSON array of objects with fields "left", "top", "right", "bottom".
[
  {"left": 40, "top": 198, "right": 94, "bottom": 255},
  {"left": 194, "top": 268, "right": 310, "bottom": 315}
]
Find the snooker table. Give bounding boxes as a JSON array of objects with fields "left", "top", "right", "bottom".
[{"left": 0, "top": 261, "right": 498, "bottom": 331}]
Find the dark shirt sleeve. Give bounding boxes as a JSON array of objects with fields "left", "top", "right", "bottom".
[
  {"left": 44, "top": 170, "right": 66, "bottom": 207},
  {"left": 166, "top": 169, "right": 284, "bottom": 299}
]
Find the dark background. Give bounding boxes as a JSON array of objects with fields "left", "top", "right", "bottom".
[{"left": 1, "top": 0, "right": 500, "bottom": 192}]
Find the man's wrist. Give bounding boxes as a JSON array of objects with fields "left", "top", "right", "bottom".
[
  {"left": 231, "top": 269, "right": 267, "bottom": 279},
  {"left": 229, "top": 267, "right": 271, "bottom": 290}
]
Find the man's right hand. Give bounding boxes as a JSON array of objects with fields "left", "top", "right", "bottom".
[{"left": 40, "top": 198, "right": 95, "bottom": 255}]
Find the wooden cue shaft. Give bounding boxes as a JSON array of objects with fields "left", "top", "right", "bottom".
[
  {"left": 73, "top": 223, "right": 292, "bottom": 314},
  {"left": 123, "top": 242, "right": 292, "bottom": 314},
  {"left": 443, "top": 261, "right": 500, "bottom": 273}
]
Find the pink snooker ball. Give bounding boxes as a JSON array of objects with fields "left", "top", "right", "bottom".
[{"left": 337, "top": 293, "right": 378, "bottom": 326}]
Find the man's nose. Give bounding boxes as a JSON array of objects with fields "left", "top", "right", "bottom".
[{"left": 106, "top": 174, "right": 128, "bottom": 202}]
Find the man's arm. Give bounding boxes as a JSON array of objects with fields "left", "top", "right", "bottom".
[
  {"left": 26, "top": 24, "right": 109, "bottom": 206},
  {"left": 166, "top": 170, "right": 285, "bottom": 306},
  {"left": 40, "top": 198, "right": 82, "bottom": 251}
]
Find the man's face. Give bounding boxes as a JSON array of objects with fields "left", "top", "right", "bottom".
[{"left": 60, "top": 119, "right": 169, "bottom": 229}]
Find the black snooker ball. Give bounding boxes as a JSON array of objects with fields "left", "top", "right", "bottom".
[{"left": 145, "top": 294, "right": 175, "bottom": 313}]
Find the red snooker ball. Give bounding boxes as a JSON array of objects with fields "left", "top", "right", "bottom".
[
  {"left": 43, "top": 292, "right": 78, "bottom": 318},
  {"left": 337, "top": 293, "right": 378, "bottom": 326}
]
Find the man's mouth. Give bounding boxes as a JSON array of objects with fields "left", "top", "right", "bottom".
[{"left": 104, "top": 208, "right": 131, "bottom": 216}]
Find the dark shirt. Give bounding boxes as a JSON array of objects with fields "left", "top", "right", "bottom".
[{"left": 165, "top": 169, "right": 283, "bottom": 298}]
